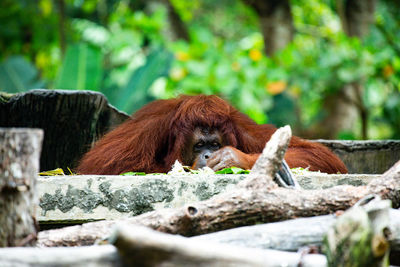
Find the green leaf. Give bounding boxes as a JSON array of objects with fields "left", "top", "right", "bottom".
[
  {"left": 215, "top": 167, "right": 250, "bottom": 174},
  {"left": 55, "top": 43, "right": 103, "bottom": 90},
  {"left": 120, "top": 172, "right": 146, "bottom": 176},
  {"left": 0, "top": 56, "right": 45, "bottom": 93},
  {"left": 39, "top": 168, "right": 65, "bottom": 176},
  {"left": 337, "top": 68, "right": 357, "bottom": 83},
  {"left": 115, "top": 47, "right": 173, "bottom": 114}
]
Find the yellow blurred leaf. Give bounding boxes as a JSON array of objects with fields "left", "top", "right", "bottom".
[
  {"left": 249, "top": 49, "right": 262, "bottom": 61},
  {"left": 36, "top": 51, "right": 50, "bottom": 69},
  {"left": 175, "top": 51, "right": 190, "bottom": 61},
  {"left": 266, "top": 81, "right": 287, "bottom": 95},
  {"left": 39, "top": 0, "right": 52, "bottom": 17}
]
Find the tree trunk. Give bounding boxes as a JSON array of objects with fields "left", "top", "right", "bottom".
[
  {"left": 243, "top": 0, "right": 294, "bottom": 56},
  {"left": 0, "top": 128, "right": 43, "bottom": 247},
  {"left": 338, "top": 0, "right": 377, "bottom": 37},
  {"left": 316, "top": 83, "right": 361, "bottom": 139},
  {"left": 162, "top": 0, "right": 190, "bottom": 41},
  {"left": 0, "top": 89, "right": 129, "bottom": 171},
  {"left": 316, "top": 0, "right": 377, "bottom": 139}
]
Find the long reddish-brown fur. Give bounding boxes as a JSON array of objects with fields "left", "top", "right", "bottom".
[{"left": 77, "top": 95, "right": 347, "bottom": 174}]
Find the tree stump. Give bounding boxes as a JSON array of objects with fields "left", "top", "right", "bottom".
[
  {"left": 0, "top": 90, "right": 129, "bottom": 171},
  {"left": 0, "top": 128, "right": 43, "bottom": 247}
]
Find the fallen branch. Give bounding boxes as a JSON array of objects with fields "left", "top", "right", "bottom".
[
  {"left": 111, "top": 224, "right": 327, "bottom": 267},
  {"left": 0, "top": 225, "right": 327, "bottom": 267},
  {"left": 192, "top": 207, "right": 400, "bottom": 255},
  {"left": 37, "top": 128, "right": 400, "bottom": 247},
  {"left": 0, "top": 245, "right": 119, "bottom": 267},
  {"left": 5, "top": 208, "right": 400, "bottom": 266}
]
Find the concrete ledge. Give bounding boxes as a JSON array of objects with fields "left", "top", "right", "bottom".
[
  {"left": 37, "top": 173, "right": 378, "bottom": 225},
  {"left": 38, "top": 174, "right": 246, "bottom": 224},
  {"left": 296, "top": 173, "right": 378, "bottom": 190},
  {"left": 315, "top": 140, "right": 400, "bottom": 174}
]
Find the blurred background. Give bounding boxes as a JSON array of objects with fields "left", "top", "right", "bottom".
[{"left": 0, "top": 0, "right": 399, "bottom": 140}]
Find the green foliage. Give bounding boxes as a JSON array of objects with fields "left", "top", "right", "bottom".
[
  {"left": 1, "top": 0, "right": 399, "bottom": 138},
  {"left": 164, "top": 33, "right": 274, "bottom": 124},
  {"left": 55, "top": 43, "right": 103, "bottom": 90},
  {"left": 114, "top": 47, "right": 173, "bottom": 114},
  {"left": 215, "top": 167, "right": 250, "bottom": 174},
  {"left": 0, "top": 56, "right": 45, "bottom": 92},
  {"left": 120, "top": 172, "right": 146, "bottom": 176},
  {"left": 39, "top": 168, "right": 66, "bottom": 176}
]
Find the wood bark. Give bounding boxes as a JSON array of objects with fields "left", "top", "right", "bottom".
[
  {"left": 0, "top": 128, "right": 43, "bottom": 247},
  {"left": 324, "top": 197, "right": 391, "bottom": 266},
  {"left": 193, "top": 209, "right": 400, "bottom": 252},
  {"left": 111, "top": 224, "right": 327, "bottom": 267},
  {"left": 338, "top": 0, "right": 377, "bottom": 37},
  {"left": 243, "top": 0, "right": 294, "bottom": 56}
]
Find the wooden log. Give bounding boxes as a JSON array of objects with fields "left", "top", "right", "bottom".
[
  {"left": 0, "top": 245, "right": 120, "bottom": 267},
  {"left": 111, "top": 224, "right": 327, "bottom": 267},
  {"left": 0, "top": 227, "right": 327, "bottom": 267},
  {"left": 0, "top": 128, "right": 43, "bottom": 247},
  {"left": 37, "top": 140, "right": 400, "bottom": 247},
  {"left": 192, "top": 208, "right": 400, "bottom": 253},
  {"left": 4, "top": 208, "right": 400, "bottom": 266},
  {"left": 252, "top": 125, "right": 291, "bottom": 177},
  {"left": 323, "top": 196, "right": 391, "bottom": 266}
]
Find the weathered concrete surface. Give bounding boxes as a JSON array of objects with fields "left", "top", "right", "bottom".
[
  {"left": 0, "top": 89, "right": 129, "bottom": 171},
  {"left": 296, "top": 173, "right": 378, "bottom": 190},
  {"left": 37, "top": 173, "right": 378, "bottom": 224},
  {"left": 38, "top": 174, "right": 246, "bottom": 224},
  {"left": 316, "top": 140, "right": 400, "bottom": 174}
]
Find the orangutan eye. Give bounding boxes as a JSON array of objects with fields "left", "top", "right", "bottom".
[
  {"left": 195, "top": 142, "right": 204, "bottom": 148},
  {"left": 211, "top": 142, "right": 220, "bottom": 148}
]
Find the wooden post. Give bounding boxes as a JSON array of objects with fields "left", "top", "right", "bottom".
[{"left": 0, "top": 128, "right": 43, "bottom": 247}]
